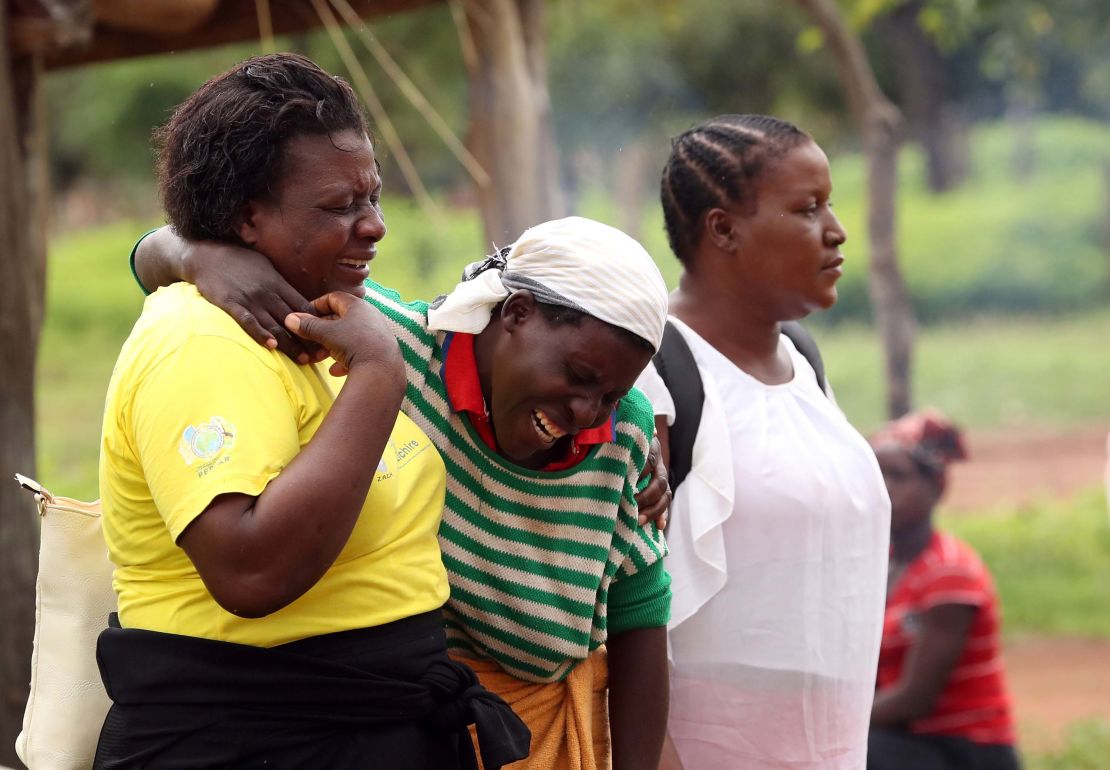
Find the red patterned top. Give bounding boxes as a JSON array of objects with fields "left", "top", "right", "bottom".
[{"left": 877, "top": 531, "right": 1016, "bottom": 745}]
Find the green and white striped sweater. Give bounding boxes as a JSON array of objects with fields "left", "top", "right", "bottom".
[{"left": 364, "top": 279, "right": 671, "bottom": 683}]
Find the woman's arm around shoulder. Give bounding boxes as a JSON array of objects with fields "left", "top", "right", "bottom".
[
  {"left": 134, "top": 226, "right": 320, "bottom": 362},
  {"left": 176, "top": 292, "right": 407, "bottom": 617}
]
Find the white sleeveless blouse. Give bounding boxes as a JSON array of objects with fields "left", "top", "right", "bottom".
[{"left": 637, "top": 317, "right": 890, "bottom": 769}]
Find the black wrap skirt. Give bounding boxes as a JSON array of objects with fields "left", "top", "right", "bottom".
[{"left": 93, "top": 609, "right": 529, "bottom": 769}]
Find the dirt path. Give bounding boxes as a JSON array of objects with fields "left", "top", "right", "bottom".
[
  {"left": 943, "top": 423, "right": 1109, "bottom": 513},
  {"left": 1005, "top": 636, "right": 1110, "bottom": 752}
]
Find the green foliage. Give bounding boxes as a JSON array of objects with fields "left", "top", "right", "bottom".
[
  {"left": 46, "top": 45, "right": 262, "bottom": 185},
  {"left": 940, "top": 489, "right": 1110, "bottom": 637},
  {"left": 574, "top": 116, "right": 1110, "bottom": 326},
  {"left": 973, "top": 0, "right": 1110, "bottom": 113},
  {"left": 302, "top": 6, "right": 472, "bottom": 190},
  {"left": 580, "top": 116, "right": 1110, "bottom": 327},
  {"left": 38, "top": 222, "right": 149, "bottom": 497},
  {"left": 44, "top": 5, "right": 472, "bottom": 192},
  {"left": 548, "top": 3, "right": 700, "bottom": 152},
  {"left": 818, "top": 310, "right": 1110, "bottom": 432},
  {"left": 1027, "top": 721, "right": 1110, "bottom": 770},
  {"left": 817, "top": 116, "right": 1110, "bottom": 323}
]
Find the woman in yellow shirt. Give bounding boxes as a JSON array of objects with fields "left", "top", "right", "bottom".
[{"left": 96, "top": 53, "right": 526, "bottom": 768}]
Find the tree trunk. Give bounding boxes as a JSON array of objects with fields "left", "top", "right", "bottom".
[
  {"left": 517, "top": 0, "right": 562, "bottom": 223},
  {"left": 865, "top": 118, "right": 914, "bottom": 418},
  {"left": 1102, "top": 162, "right": 1110, "bottom": 299},
  {"left": 878, "top": 1, "right": 968, "bottom": 193},
  {"left": 794, "top": 0, "right": 916, "bottom": 418},
  {"left": 612, "top": 139, "right": 648, "bottom": 243},
  {"left": 0, "top": 12, "right": 47, "bottom": 764},
  {"left": 457, "top": 0, "right": 562, "bottom": 247},
  {"left": 1007, "top": 90, "right": 1037, "bottom": 180}
]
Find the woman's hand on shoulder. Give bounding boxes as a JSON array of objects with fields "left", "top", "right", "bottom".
[
  {"left": 286, "top": 292, "right": 404, "bottom": 383},
  {"left": 635, "top": 434, "right": 671, "bottom": 530},
  {"left": 182, "top": 237, "right": 323, "bottom": 364}
]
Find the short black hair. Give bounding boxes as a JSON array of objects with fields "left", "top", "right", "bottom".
[
  {"left": 660, "top": 114, "right": 810, "bottom": 265},
  {"left": 156, "top": 52, "right": 369, "bottom": 242}
]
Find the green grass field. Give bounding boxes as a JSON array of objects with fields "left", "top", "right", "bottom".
[{"left": 816, "top": 313, "right": 1110, "bottom": 434}]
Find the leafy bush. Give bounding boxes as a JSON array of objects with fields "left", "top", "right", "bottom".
[
  {"left": 941, "top": 489, "right": 1110, "bottom": 638},
  {"left": 817, "top": 117, "right": 1110, "bottom": 324}
]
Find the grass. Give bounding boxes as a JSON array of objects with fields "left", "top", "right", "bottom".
[
  {"left": 941, "top": 489, "right": 1110, "bottom": 638},
  {"left": 1027, "top": 720, "right": 1110, "bottom": 770},
  {"left": 815, "top": 311, "right": 1110, "bottom": 433}
]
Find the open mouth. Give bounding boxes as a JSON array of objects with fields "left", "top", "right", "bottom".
[
  {"left": 531, "top": 408, "right": 567, "bottom": 444},
  {"left": 336, "top": 258, "right": 371, "bottom": 280}
]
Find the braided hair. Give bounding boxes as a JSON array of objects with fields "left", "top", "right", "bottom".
[{"left": 660, "top": 115, "right": 810, "bottom": 265}]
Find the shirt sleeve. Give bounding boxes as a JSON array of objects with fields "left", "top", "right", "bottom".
[
  {"left": 918, "top": 561, "right": 990, "bottom": 611},
  {"left": 634, "top": 361, "right": 676, "bottom": 425},
  {"left": 129, "top": 229, "right": 159, "bottom": 296},
  {"left": 602, "top": 392, "right": 671, "bottom": 633},
  {"left": 607, "top": 558, "right": 672, "bottom": 634},
  {"left": 129, "top": 334, "right": 303, "bottom": 541}
]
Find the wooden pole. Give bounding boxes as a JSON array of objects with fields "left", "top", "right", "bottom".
[
  {"left": 794, "top": 0, "right": 916, "bottom": 419},
  {"left": 456, "top": 0, "right": 562, "bottom": 246},
  {"left": 0, "top": 10, "right": 47, "bottom": 763}
]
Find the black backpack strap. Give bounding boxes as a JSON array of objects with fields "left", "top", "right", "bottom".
[
  {"left": 652, "top": 321, "right": 705, "bottom": 491},
  {"left": 781, "top": 320, "right": 827, "bottom": 395}
]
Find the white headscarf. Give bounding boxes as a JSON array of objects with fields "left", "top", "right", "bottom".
[{"left": 426, "top": 216, "right": 669, "bottom": 351}]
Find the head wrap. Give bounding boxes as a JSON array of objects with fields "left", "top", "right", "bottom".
[
  {"left": 871, "top": 408, "right": 968, "bottom": 492},
  {"left": 426, "top": 216, "right": 670, "bottom": 351}
]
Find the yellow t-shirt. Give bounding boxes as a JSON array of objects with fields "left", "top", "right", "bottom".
[{"left": 99, "top": 283, "right": 449, "bottom": 647}]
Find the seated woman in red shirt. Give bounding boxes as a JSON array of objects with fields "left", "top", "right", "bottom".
[{"left": 869, "top": 410, "right": 1020, "bottom": 770}]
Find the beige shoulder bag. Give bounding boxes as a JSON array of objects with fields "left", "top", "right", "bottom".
[{"left": 13, "top": 474, "right": 115, "bottom": 770}]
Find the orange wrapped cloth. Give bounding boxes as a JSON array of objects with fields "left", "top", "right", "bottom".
[{"left": 454, "top": 647, "right": 611, "bottom": 770}]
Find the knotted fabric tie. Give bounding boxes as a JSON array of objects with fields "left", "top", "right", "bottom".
[{"left": 427, "top": 216, "right": 668, "bottom": 351}]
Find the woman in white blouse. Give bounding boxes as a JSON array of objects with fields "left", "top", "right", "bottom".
[{"left": 638, "top": 114, "right": 891, "bottom": 770}]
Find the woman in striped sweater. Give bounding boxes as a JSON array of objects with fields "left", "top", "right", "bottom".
[{"left": 133, "top": 215, "right": 673, "bottom": 770}]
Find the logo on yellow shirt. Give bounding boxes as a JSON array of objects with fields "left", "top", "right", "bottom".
[{"left": 179, "top": 417, "right": 237, "bottom": 467}]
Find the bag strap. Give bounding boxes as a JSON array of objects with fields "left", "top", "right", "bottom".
[
  {"left": 653, "top": 320, "right": 828, "bottom": 493},
  {"left": 652, "top": 321, "right": 705, "bottom": 492},
  {"left": 781, "top": 320, "right": 828, "bottom": 395},
  {"left": 14, "top": 472, "right": 53, "bottom": 508}
]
